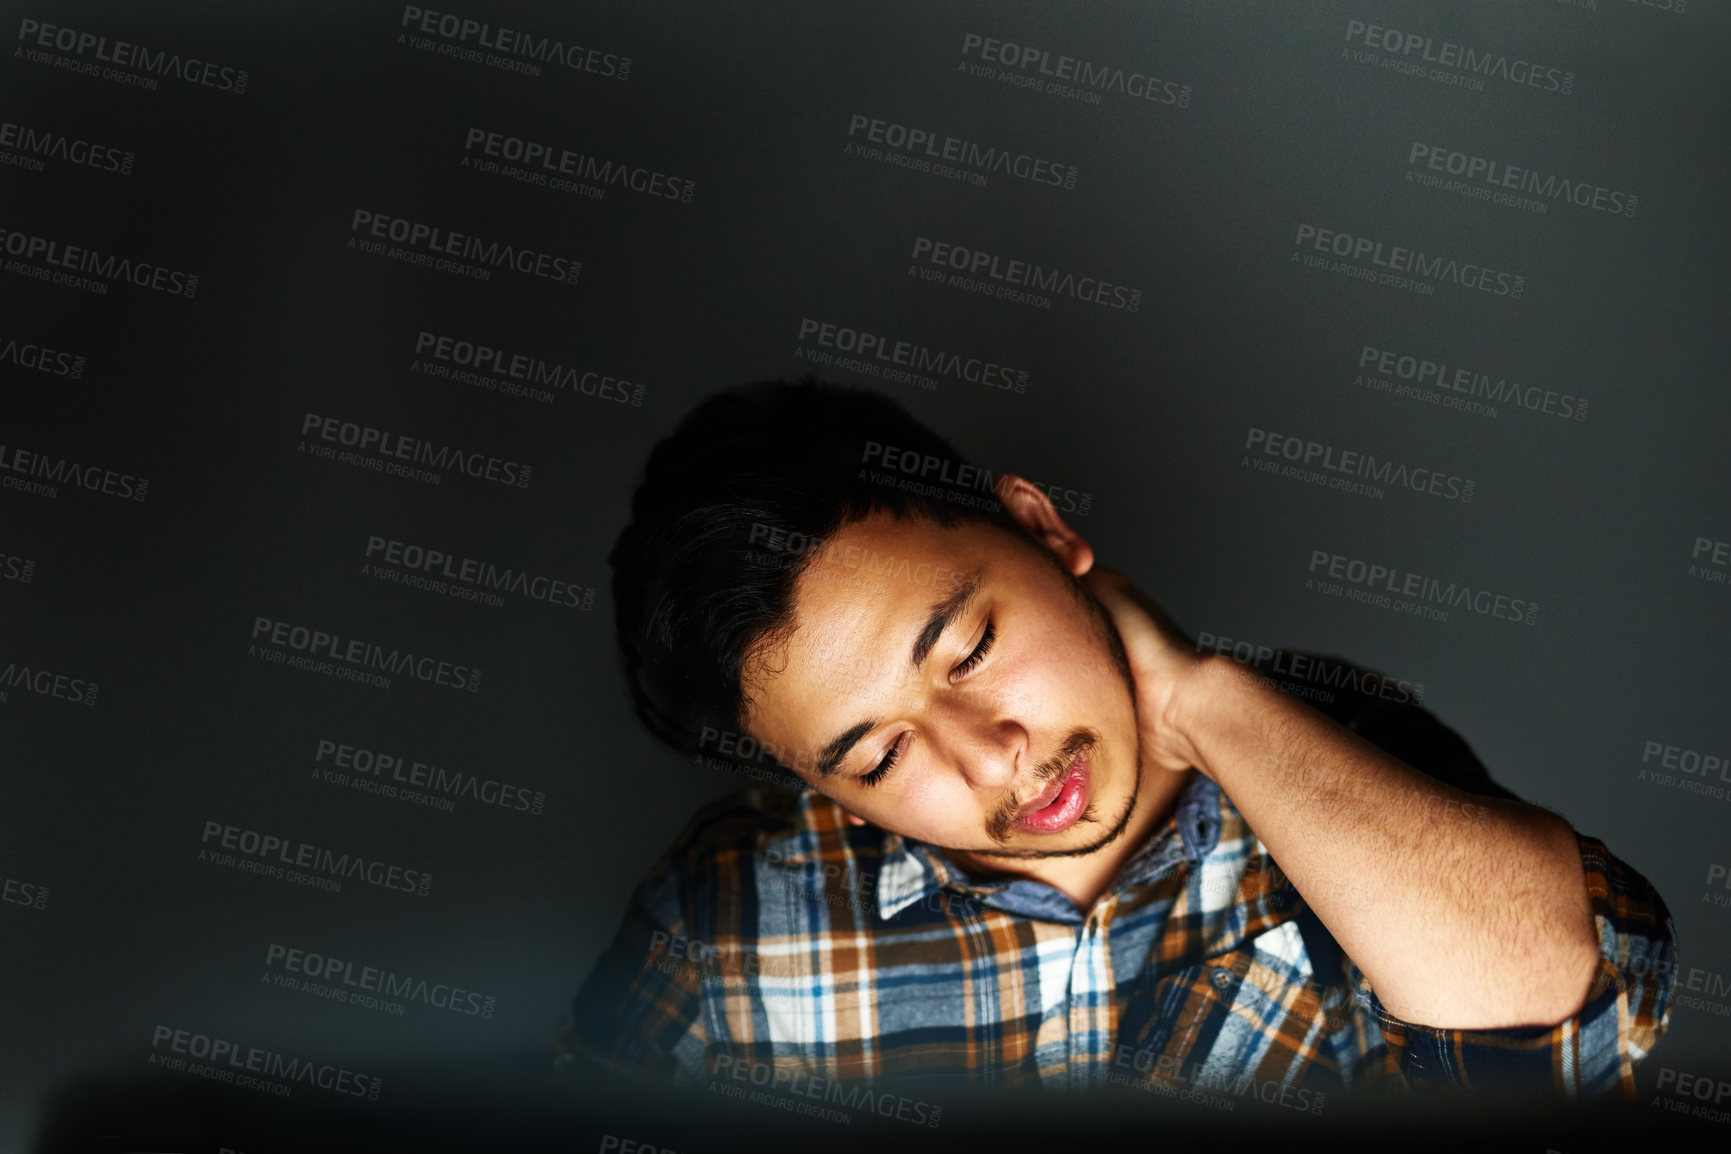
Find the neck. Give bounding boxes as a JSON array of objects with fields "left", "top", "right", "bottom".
[{"left": 948, "top": 764, "right": 1196, "bottom": 911}]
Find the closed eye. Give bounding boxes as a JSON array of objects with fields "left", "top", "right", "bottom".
[
  {"left": 859, "top": 617, "right": 997, "bottom": 788},
  {"left": 952, "top": 618, "right": 995, "bottom": 679},
  {"left": 859, "top": 732, "right": 904, "bottom": 788}
]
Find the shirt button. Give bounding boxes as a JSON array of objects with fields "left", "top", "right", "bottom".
[{"left": 1211, "top": 967, "right": 1234, "bottom": 991}]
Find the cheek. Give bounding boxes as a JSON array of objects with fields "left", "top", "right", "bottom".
[
  {"left": 875, "top": 772, "right": 972, "bottom": 834},
  {"left": 1000, "top": 615, "right": 1136, "bottom": 747},
  {"left": 1001, "top": 620, "right": 1100, "bottom": 710}
]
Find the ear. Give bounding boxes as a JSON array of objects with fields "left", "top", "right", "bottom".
[
  {"left": 995, "top": 473, "right": 1094, "bottom": 577},
  {"left": 844, "top": 812, "right": 867, "bottom": 827}
]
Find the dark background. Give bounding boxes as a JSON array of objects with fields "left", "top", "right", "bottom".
[{"left": 2, "top": 1, "right": 1727, "bottom": 1150}]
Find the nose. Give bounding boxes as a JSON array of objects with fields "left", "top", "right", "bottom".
[{"left": 927, "top": 691, "right": 1022, "bottom": 791}]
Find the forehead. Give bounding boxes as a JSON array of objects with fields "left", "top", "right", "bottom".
[
  {"left": 741, "top": 512, "right": 1004, "bottom": 732},
  {"left": 781, "top": 511, "right": 982, "bottom": 652}
]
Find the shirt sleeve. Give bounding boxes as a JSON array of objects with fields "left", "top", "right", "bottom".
[
  {"left": 553, "top": 857, "right": 710, "bottom": 1085},
  {"left": 1341, "top": 830, "right": 1677, "bottom": 1097}
]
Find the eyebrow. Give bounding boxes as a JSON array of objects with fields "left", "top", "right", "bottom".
[{"left": 812, "top": 568, "right": 984, "bottom": 778}]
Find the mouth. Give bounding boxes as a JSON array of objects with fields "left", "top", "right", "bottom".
[{"left": 1013, "top": 751, "right": 1090, "bottom": 835}]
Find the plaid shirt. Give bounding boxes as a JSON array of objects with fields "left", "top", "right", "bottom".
[{"left": 559, "top": 673, "right": 1676, "bottom": 1101}]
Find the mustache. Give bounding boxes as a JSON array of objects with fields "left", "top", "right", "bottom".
[{"left": 984, "top": 727, "right": 1100, "bottom": 844}]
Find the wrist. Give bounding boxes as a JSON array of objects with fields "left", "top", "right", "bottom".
[{"left": 1162, "top": 653, "right": 1235, "bottom": 775}]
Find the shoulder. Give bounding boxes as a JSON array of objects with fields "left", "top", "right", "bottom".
[
  {"left": 663, "top": 782, "right": 806, "bottom": 860},
  {"left": 648, "top": 782, "right": 887, "bottom": 897}
]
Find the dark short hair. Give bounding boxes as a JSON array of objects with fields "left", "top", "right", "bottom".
[{"left": 608, "top": 376, "right": 1034, "bottom": 787}]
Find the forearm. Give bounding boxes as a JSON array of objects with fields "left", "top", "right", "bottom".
[{"left": 1178, "top": 656, "right": 1600, "bottom": 1030}]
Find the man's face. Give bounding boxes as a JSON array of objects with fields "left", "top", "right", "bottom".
[{"left": 741, "top": 510, "right": 1142, "bottom": 860}]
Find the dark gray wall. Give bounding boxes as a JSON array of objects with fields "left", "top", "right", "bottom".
[{"left": 2, "top": 0, "right": 1726, "bottom": 1149}]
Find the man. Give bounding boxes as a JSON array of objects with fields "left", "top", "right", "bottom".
[{"left": 557, "top": 377, "right": 1675, "bottom": 1100}]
